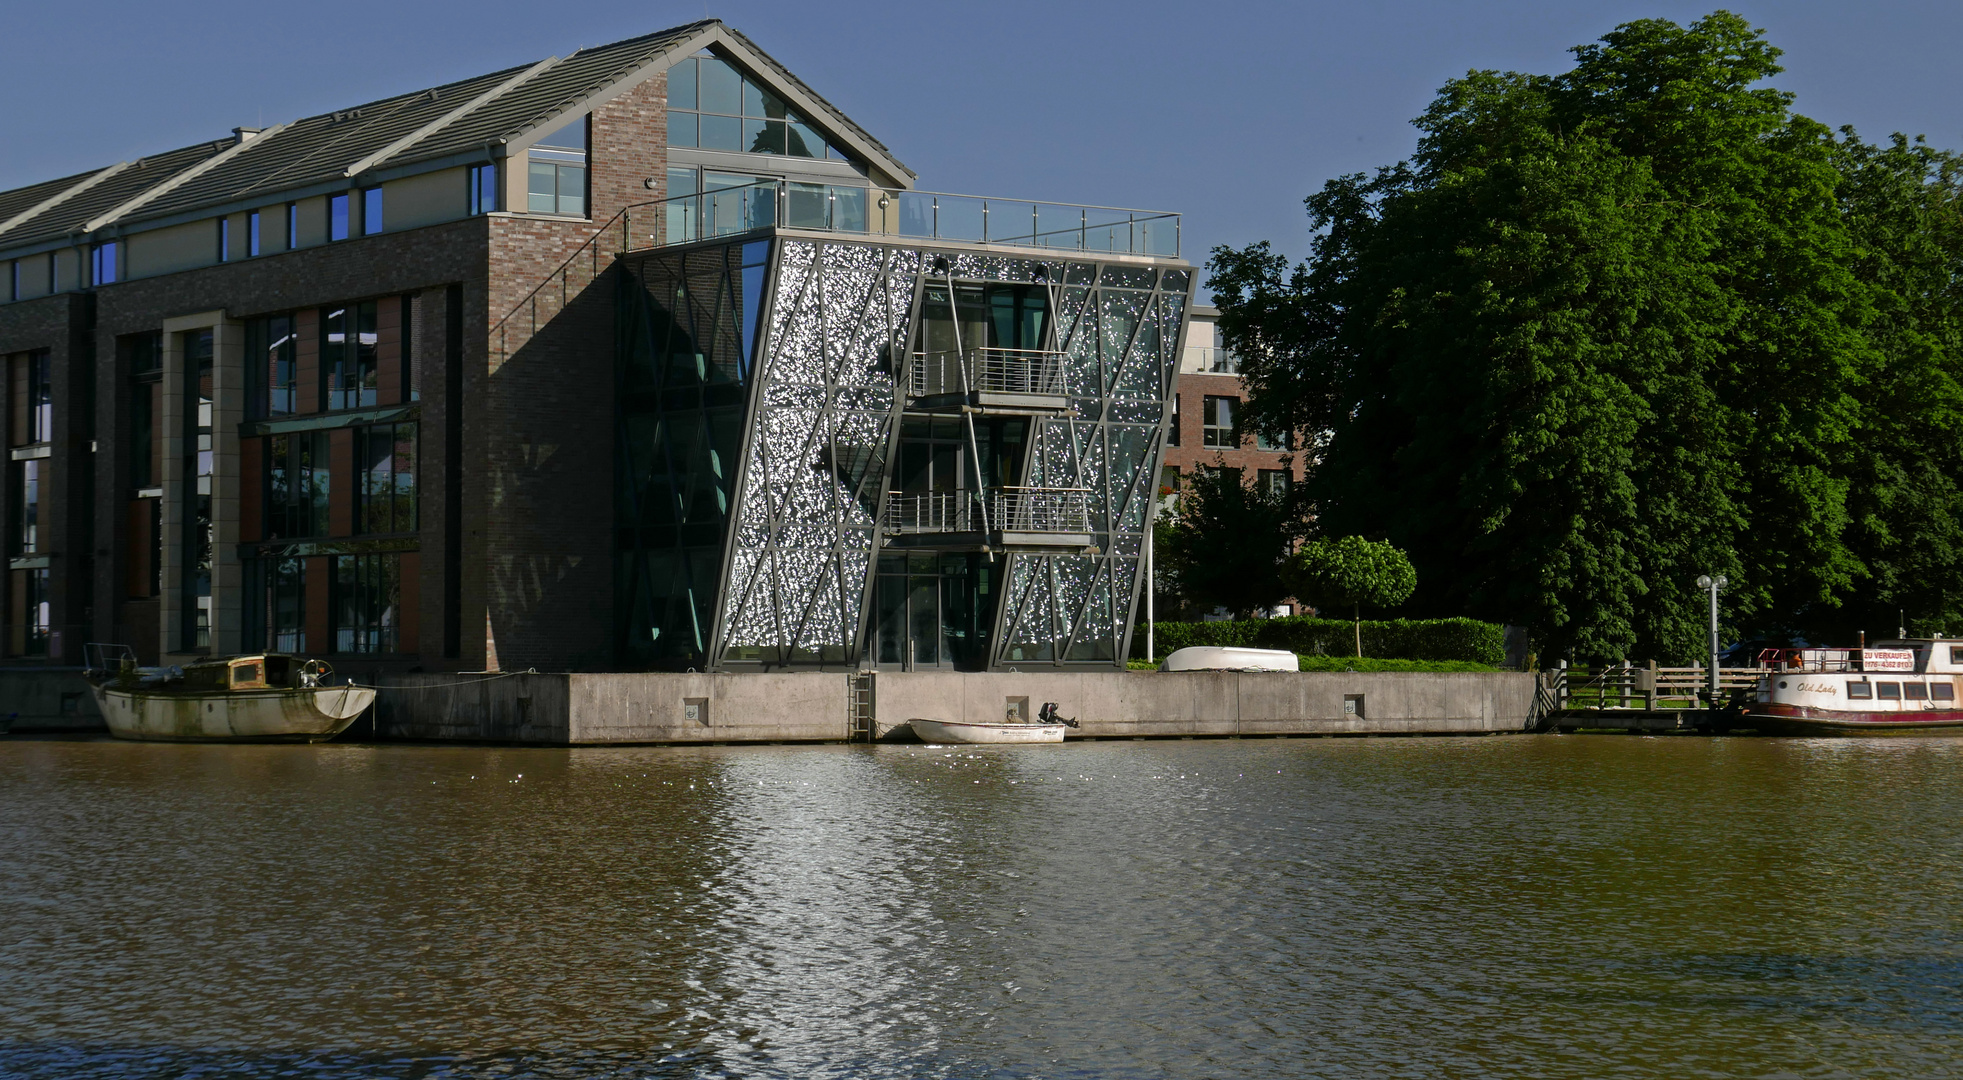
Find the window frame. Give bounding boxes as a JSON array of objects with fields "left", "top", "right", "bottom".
[
  {"left": 1201, "top": 395, "right": 1238, "bottom": 449},
  {"left": 328, "top": 193, "right": 350, "bottom": 242}
]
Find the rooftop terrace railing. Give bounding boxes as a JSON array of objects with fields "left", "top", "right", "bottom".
[{"left": 491, "top": 181, "right": 1180, "bottom": 365}]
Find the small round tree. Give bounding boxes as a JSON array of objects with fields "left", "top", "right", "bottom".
[{"left": 1282, "top": 536, "right": 1417, "bottom": 657}]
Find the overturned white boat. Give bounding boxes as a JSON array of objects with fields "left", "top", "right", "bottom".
[
  {"left": 1160, "top": 646, "right": 1299, "bottom": 672},
  {"left": 88, "top": 649, "right": 374, "bottom": 743},
  {"left": 908, "top": 718, "right": 1068, "bottom": 744}
]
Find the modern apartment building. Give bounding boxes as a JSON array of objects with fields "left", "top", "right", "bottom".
[{"left": 0, "top": 20, "right": 1191, "bottom": 674}]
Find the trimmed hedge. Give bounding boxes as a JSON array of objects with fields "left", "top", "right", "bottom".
[{"left": 1134, "top": 616, "right": 1506, "bottom": 666}]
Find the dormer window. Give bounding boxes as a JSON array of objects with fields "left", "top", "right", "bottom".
[
  {"left": 528, "top": 117, "right": 588, "bottom": 216},
  {"left": 667, "top": 55, "right": 848, "bottom": 161}
]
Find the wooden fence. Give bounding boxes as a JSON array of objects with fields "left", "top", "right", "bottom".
[{"left": 1541, "top": 661, "right": 1770, "bottom": 712}]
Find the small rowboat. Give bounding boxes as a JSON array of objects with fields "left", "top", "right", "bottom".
[{"left": 908, "top": 718, "right": 1068, "bottom": 744}]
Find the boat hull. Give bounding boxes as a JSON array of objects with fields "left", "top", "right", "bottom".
[
  {"left": 92, "top": 683, "right": 376, "bottom": 743},
  {"left": 1740, "top": 703, "right": 1963, "bottom": 737},
  {"left": 908, "top": 718, "right": 1067, "bottom": 744}
]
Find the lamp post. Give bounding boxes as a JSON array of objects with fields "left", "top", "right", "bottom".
[{"left": 1695, "top": 574, "right": 1728, "bottom": 705}]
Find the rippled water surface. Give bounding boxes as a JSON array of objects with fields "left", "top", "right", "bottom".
[{"left": 4, "top": 734, "right": 1963, "bottom": 1078}]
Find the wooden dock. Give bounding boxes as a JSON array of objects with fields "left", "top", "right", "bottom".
[{"left": 1538, "top": 661, "right": 1769, "bottom": 733}]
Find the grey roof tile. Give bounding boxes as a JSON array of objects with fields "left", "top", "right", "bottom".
[
  {"left": 389, "top": 21, "right": 713, "bottom": 166},
  {"left": 0, "top": 143, "right": 227, "bottom": 247},
  {"left": 0, "top": 168, "right": 111, "bottom": 230},
  {"left": 131, "top": 64, "right": 533, "bottom": 222}
]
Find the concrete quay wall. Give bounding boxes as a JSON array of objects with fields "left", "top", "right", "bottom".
[
  {"left": 375, "top": 669, "right": 1531, "bottom": 745},
  {"left": 870, "top": 670, "right": 1533, "bottom": 740},
  {"left": 0, "top": 668, "right": 108, "bottom": 733}
]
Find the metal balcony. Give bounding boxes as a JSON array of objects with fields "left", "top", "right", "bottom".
[
  {"left": 907, "top": 349, "right": 1070, "bottom": 413},
  {"left": 882, "top": 487, "right": 1095, "bottom": 551}
]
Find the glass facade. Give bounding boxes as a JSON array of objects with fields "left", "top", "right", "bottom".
[
  {"left": 614, "top": 239, "right": 771, "bottom": 669},
  {"left": 181, "top": 329, "right": 214, "bottom": 650},
  {"left": 615, "top": 232, "right": 1191, "bottom": 671}
]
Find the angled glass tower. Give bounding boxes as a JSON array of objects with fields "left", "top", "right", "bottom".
[{"left": 617, "top": 187, "right": 1190, "bottom": 671}]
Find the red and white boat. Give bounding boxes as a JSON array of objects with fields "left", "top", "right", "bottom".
[{"left": 1740, "top": 640, "right": 1963, "bottom": 736}]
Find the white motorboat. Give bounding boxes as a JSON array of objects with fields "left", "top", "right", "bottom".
[
  {"left": 1160, "top": 646, "right": 1299, "bottom": 672},
  {"left": 908, "top": 718, "right": 1068, "bottom": 744},
  {"left": 1737, "top": 641, "right": 1963, "bottom": 736},
  {"left": 88, "top": 650, "right": 374, "bottom": 743}
]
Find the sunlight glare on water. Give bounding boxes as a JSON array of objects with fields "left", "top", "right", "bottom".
[{"left": 2, "top": 734, "right": 1961, "bottom": 1078}]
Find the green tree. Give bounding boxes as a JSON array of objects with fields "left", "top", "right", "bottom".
[
  {"left": 1282, "top": 536, "right": 1418, "bottom": 657},
  {"left": 1211, "top": 10, "right": 1963, "bottom": 662},
  {"left": 1155, "top": 465, "right": 1305, "bottom": 618}
]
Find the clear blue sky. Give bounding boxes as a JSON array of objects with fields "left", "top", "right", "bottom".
[{"left": 4, "top": 1, "right": 1958, "bottom": 278}]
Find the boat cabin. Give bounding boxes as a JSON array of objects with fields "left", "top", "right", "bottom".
[{"left": 176, "top": 655, "right": 301, "bottom": 692}]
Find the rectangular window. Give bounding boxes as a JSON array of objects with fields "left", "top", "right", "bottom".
[
  {"left": 1256, "top": 428, "right": 1289, "bottom": 451},
  {"left": 1159, "top": 464, "right": 1180, "bottom": 501},
  {"left": 286, "top": 202, "right": 299, "bottom": 248},
  {"left": 1168, "top": 393, "right": 1180, "bottom": 446},
  {"left": 91, "top": 241, "right": 118, "bottom": 285},
  {"left": 1933, "top": 681, "right": 1955, "bottom": 702},
  {"left": 245, "top": 314, "right": 297, "bottom": 417},
  {"left": 527, "top": 161, "right": 587, "bottom": 216},
  {"left": 246, "top": 556, "right": 307, "bottom": 653},
  {"left": 1259, "top": 468, "right": 1291, "bottom": 499},
  {"left": 21, "top": 567, "right": 51, "bottom": 655},
  {"left": 26, "top": 350, "right": 53, "bottom": 442},
  {"left": 217, "top": 217, "right": 230, "bottom": 262},
  {"left": 1905, "top": 682, "right": 1929, "bottom": 700},
  {"left": 362, "top": 187, "right": 383, "bottom": 235},
  {"left": 321, "top": 301, "right": 378, "bottom": 410},
  {"left": 357, "top": 422, "right": 417, "bottom": 534},
  {"left": 1952, "top": 646, "right": 1963, "bottom": 666},
  {"left": 1848, "top": 680, "right": 1872, "bottom": 699},
  {"left": 15, "top": 459, "right": 40, "bottom": 553},
  {"left": 1878, "top": 682, "right": 1902, "bottom": 700},
  {"left": 467, "top": 164, "right": 497, "bottom": 215},
  {"left": 264, "top": 432, "right": 330, "bottom": 539},
  {"left": 181, "top": 329, "right": 215, "bottom": 651},
  {"left": 333, "top": 552, "right": 400, "bottom": 654},
  {"left": 124, "top": 331, "right": 162, "bottom": 491},
  {"left": 329, "top": 193, "right": 350, "bottom": 241},
  {"left": 248, "top": 210, "right": 262, "bottom": 256},
  {"left": 1202, "top": 395, "right": 1237, "bottom": 448},
  {"left": 8, "top": 259, "right": 17, "bottom": 301}
]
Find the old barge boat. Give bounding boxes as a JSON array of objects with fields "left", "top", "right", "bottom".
[
  {"left": 1741, "top": 640, "right": 1963, "bottom": 736},
  {"left": 87, "top": 647, "right": 375, "bottom": 743}
]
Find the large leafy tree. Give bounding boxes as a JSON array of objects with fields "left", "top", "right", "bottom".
[{"left": 1211, "top": 10, "right": 1963, "bottom": 662}]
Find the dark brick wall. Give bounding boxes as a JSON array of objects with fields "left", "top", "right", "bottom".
[
  {"left": 0, "top": 293, "right": 91, "bottom": 663},
  {"left": 0, "top": 57, "right": 683, "bottom": 673},
  {"left": 1162, "top": 371, "right": 1305, "bottom": 483}
]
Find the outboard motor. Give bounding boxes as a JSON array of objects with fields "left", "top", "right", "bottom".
[{"left": 1038, "top": 702, "right": 1079, "bottom": 728}]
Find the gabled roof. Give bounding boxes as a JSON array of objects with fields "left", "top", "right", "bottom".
[
  {"left": 0, "top": 19, "right": 912, "bottom": 255},
  {"left": 0, "top": 143, "right": 229, "bottom": 249}
]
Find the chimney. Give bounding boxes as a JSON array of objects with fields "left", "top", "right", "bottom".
[{"left": 232, "top": 126, "right": 263, "bottom": 144}]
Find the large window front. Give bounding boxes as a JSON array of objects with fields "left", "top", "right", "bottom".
[
  {"left": 334, "top": 553, "right": 399, "bottom": 653},
  {"left": 527, "top": 117, "right": 587, "bottom": 216},
  {"left": 264, "top": 432, "right": 330, "bottom": 539},
  {"left": 666, "top": 55, "right": 846, "bottom": 160},
  {"left": 245, "top": 314, "right": 298, "bottom": 417},
  {"left": 357, "top": 422, "right": 416, "bottom": 534},
  {"left": 244, "top": 556, "right": 306, "bottom": 653},
  {"left": 321, "top": 302, "right": 377, "bottom": 410},
  {"left": 14, "top": 459, "right": 39, "bottom": 553},
  {"left": 181, "top": 329, "right": 214, "bottom": 650}
]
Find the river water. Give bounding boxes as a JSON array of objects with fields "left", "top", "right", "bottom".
[{"left": 3, "top": 734, "right": 1961, "bottom": 1079}]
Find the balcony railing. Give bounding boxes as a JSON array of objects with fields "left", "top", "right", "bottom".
[
  {"left": 883, "top": 487, "right": 1093, "bottom": 536},
  {"left": 908, "top": 348, "right": 1067, "bottom": 399},
  {"left": 1185, "top": 347, "right": 1240, "bottom": 374}
]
